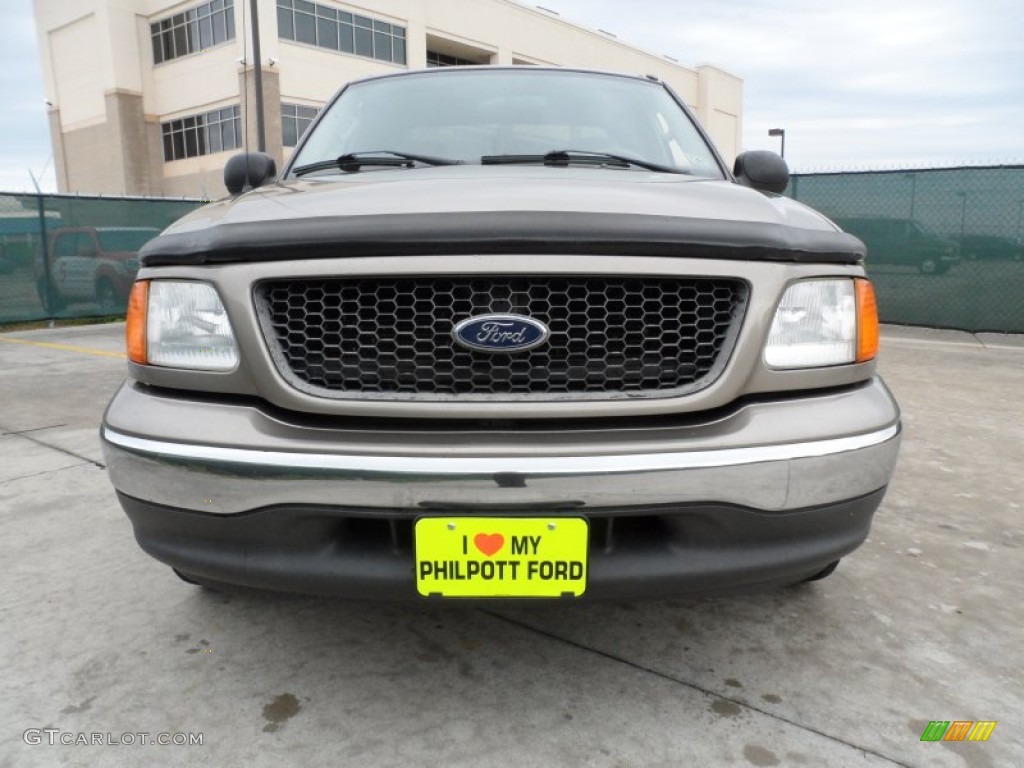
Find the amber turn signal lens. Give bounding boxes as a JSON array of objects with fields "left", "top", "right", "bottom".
[
  {"left": 126, "top": 280, "right": 149, "bottom": 364},
  {"left": 855, "top": 279, "right": 879, "bottom": 363}
]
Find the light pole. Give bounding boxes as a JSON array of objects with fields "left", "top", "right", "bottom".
[
  {"left": 955, "top": 191, "right": 967, "bottom": 241},
  {"left": 903, "top": 172, "right": 917, "bottom": 220},
  {"left": 768, "top": 128, "right": 785, "bottom": 158},
  {"left": 249, "top": 0, "right": 266, "bottom": 152}
]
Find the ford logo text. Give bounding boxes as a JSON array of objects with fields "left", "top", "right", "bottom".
[{"left": 453, "top": 314, "right": 550, "bottom": 353}]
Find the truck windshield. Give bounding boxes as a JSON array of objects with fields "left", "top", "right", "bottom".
[{"left": 289, "top": 69, "right": 724, "bottom": 179}]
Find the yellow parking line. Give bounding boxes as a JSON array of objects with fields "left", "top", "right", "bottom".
[{"left": 0, "top": 337, "right": 126, "bottom": 359}]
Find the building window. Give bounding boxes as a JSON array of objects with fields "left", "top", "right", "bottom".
[
  {"left": 281, "top": 103, "right": 321, "bottom": 147},
  {"left": 277, "top": 1, "right": 406, "bottom": 65},
  {"left": 161, "top": 106, "right": 242, "bottom": 162},
  {"left": 426, "top": 51, "right": 481, "bottom": 68},
  {"left": 151, "top": 0, "right": 235, "bottom": 65}
]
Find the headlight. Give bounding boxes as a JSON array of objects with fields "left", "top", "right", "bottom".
[
  {"left": 126, "top": 280, "right": 238, "bottom": 370},
  {"left": 764, "top": 278, "right": 877, "bottom": 369}
]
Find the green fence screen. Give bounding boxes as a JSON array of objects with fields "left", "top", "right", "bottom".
[
  {"left": 788, "top": 165, "right": 1024, "bottom": 333},
  {"left": 2, "top": 170, "right": 1023, "bottom": 332},
  {"left": 0, "top": 193, "right": 201, "bottom": 325}
]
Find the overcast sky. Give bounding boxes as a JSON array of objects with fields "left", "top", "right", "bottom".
[{"left": 2, "top": 0, "right": 1021, "bottom": 192}]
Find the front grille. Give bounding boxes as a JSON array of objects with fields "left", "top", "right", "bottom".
[{"left": 255, "top": 276, "right": 748, "bottom": 400}]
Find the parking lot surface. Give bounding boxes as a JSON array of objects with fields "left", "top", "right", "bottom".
[{"left": 2, "top": 322, "right": 1022, "bottom": 768}]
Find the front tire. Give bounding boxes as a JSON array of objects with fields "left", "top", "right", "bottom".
[
  {"left": 96, "top": 278, "right": 119, "bottom": 314},
  {"left": 919, "top": 258, "right": 950, "bottom": 275},
  {"left": 803, "top": 559, "right": 840, "bottom": 582},
  {"left": 173, "top": 568, "right": 222, "bottom": 591}
]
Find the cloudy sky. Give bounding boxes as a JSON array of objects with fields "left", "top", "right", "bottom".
[
  {"left": 551, "top": 0, "right": 1024, "bottom": 167},
  {"left": 2, "top": 0, "right": 1021, "bottom": 192}
]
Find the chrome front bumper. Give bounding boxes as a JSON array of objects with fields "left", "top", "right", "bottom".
[{"left": 101, "top": 378, "right": 901, "bottom": 515}]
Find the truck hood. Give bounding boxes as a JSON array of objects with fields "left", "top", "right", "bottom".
[{"left": 141, "top": 166, "right": 864, "bottom": 267}]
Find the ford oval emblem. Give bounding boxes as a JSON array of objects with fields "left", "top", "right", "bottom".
[{"left": 453, "top": 314, "right": 549, "bottom": 353}]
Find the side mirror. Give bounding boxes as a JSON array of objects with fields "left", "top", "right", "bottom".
[
  {"left": 733, "top": 150, "right": 790, "bottom": 194},
  {"left": 224, "top": 152, "right": 277, "bottom": 195}
]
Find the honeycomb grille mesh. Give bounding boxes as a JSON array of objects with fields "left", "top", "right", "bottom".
[{"left": 255, "top": 276, "right": 747, "bottom": 400}]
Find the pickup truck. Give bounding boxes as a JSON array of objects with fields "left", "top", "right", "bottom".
[
  {"left": 35, "top": 226, "right": 159, "bottom": 313},
  {"left": 101, "top": 67, "right": 901, "bottom": 600},
  {"left": 832, "top": 217, "right": 960, "bottom": 275}
]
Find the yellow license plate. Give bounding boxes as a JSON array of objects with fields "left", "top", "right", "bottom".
[{"left": 415, "top": 517, "right": 588, "bottom": 598}]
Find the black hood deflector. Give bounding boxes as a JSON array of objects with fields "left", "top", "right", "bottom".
[{"left": 140, "top": 211, "right": 864, "bottom": 267}]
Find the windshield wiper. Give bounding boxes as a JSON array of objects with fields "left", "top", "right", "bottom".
[
  {"left": 292, "top": 150, "right": 462, "bottom": 176},
  {"left": 480, "top": 150, "right": 688, "bottom": 175}
]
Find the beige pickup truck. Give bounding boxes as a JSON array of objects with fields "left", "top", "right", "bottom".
[{"left": 101, "top": 67, "right": 900, "bottom": 600}]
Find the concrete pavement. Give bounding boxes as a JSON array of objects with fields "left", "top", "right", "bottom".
[{"left": 1, "top": 323, "right": 1021, "bottom": 767}]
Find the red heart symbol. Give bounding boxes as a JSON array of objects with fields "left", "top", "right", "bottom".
[{"left": 474, "top": 533, "right": 505, "bottom": 557}]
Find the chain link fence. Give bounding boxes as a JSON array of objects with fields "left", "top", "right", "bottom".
[
  {"left": 0, "top": 193, "right": 201, "bottom": 325},
  {"left": 788, "top": 165, "right": 1024, "bottom": 333},
  {"left": 3, "top": 169, "right": 1023, "bottom": 332}
]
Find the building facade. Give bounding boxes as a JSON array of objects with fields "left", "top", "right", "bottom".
[{"left": 33, "top": 0, "right": 743, "bottom": 198}]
